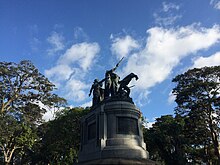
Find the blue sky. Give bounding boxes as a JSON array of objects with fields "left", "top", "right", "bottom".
[{"left": 1, "top": 0, "right": 220, "bottom": 124}]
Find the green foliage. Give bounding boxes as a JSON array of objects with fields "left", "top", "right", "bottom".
[
  {"left": 2, "top": 61, "right": 219, "bottom": 164},
  {"left": 32, "top": 107, "right": 89, "bottom": 164},
  {"left": 0, "top": 113, "right": 38, "bottom": 164},
  {"left": 173, "top": 66, "right": 220, "bottom": 115},
  {"left": 0, "top": 60, "right": 66, "bottom": 164},
  {"left": 144, "top": 66, "right": 220, "bottom": 164},
  {"left": 144, "top": 115, "right": 187, "bottom": 165},
  {"left": 0, "top": 60, "right": 66, "bottom": 116},
  {"left": 172, "top": 66, "right": 220, "bottom": 164}
]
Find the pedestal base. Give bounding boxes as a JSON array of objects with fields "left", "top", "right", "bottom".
[
  {"left": 78, "top": 100, "right": 149, "bottom": 163},
  {"left": 77, "top": 158, "right": 157, "bottom": 165}
]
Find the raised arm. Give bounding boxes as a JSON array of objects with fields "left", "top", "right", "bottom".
[
  {"left": 89, "top": 85, "right": 93, "bottom": 97},
  {"left": 112, "top": 57, "right": 124, "bottom": 72}
]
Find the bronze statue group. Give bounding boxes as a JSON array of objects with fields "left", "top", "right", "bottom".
[{"left": 89, "top": 57, "right": 138, "bottom": 106}]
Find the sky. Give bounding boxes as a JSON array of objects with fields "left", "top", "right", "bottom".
[{"left": 1, "top": 0, "right": 220, "bottom": 125}]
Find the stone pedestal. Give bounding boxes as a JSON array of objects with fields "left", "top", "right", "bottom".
[{"left": 78, "top": 100, "right": 149, "bottom": 163}]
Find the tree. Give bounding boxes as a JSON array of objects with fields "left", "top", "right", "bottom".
[
  {"left": 183, "top": 109, "right": 215, "bottom": 164},
  {"left": 0, "top": 60, "right": 66, "bottom": 116},
  {"left": 144, "top": 115, "right": 187, "bottom": 165},
  {"left": 0, "top": 115, "right": 38, "bottom": 164},
  {"left": 172, "top": 66, "right": 220, "bottom": 164},
  {"left": 0, "top": 60, "right": 66, "bottom": 165},
  {"left": 32, "top": 107, "right": 89, "bottom": 164}
]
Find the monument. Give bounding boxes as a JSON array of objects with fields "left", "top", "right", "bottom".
[{"left": 78, "top": 58, "right": 155, "bottom": 165}]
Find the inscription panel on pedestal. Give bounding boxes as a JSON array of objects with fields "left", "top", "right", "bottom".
[
  {"left": 117, "top": 117, "right": 139, "bottom": 135},
  {"left": 88, "top": 122, "right": 96, "bottom": 140}
]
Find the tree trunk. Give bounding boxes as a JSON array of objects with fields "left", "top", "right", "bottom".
[
  {"left": 211, "top": 131, "right": 220, "bottom": 164},
  {"left": 4, "top": 153, "right": 12, "bottom": 165},
  {"left": 208, "top": 110, "right": 220, "bottom": 164},
  {"left": 3, "top": 147, "right": 18, "bottom": 165},
  {"left": 5, "top": 161, "right": 10, "bottom": 165}
]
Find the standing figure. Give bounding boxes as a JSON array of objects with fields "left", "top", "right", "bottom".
[
  {"left": 104, "top": 67, "right": 120, "bottom": 98},
  {"left": 104, "top": 72, "right": 112, "bottom": 98},
  {"left": 118, "top": 73, "right": 138, "bottom": 98},
  {"left": 110, "top": 72, "right": 120, "bottom": 97},
  {"left": 89, "top": 79, "right": 105, "bottom": 106},
  {"left": 104, "top": 57, "right": 124, "bottom": 98}
]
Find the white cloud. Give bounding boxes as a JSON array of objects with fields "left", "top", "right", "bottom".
[
  {"left": 134, "top": 90, "right": 151, "bottom": 107},
  {"left": 30, "top": 37, "right": 41, "bottom": 51},
  {"left": 31, "top": 100, "right": 55, "bottom": 121},
  {"left": 28, "top": 25, "right": 41, "bottom": 52},
  {"left": 210, "top": 0, "right": 220, "bottom": 10},
  {"left": 58, "top": 42, "right": 100, "bottom": 71},
  {"left": 154, "top": 13, "right": 182, "bottom": 27},
  {"left": 45, "top": 41, "right": 100, "bottom": 103},
  {"left": 192, "top": 52, "right": 220, "bottom": 68},
  {"left": 64, "top": 78, "right": 89, "bottom": 102},
  {"left": 168, "top": 91, "right": 176, "bottom": 104},
  {"left": 146, "top": 121, "right": 155, "bottom": 128},
  {"left": 80, "top": 101, "right": 92, "bottom": 108},
  {"left": 154, "top": 2, "right": 181, "bottom": 26},
  {"left": 42, "top": 110, "right": 55, "bottom": 121},
  {"left": 54, "top": 24, "right": 64, "bottom": 30},
  {"left": 110, "top": 35, "right": 140, "bottom": 59},
  {"left": 144, "top": 117, "right": 156, "bottom": 128},
  {"left": 45, "top": 25, "right": 220, "bottom": 105},
  {"left": 47, "top": 31, "right": 65, "bottom": 55},
  {"left": 74, "top": 27, "right": 89, "bottom": 41},
  {"left": 162, "top": 2, "right": 180, "bottom": 12},
  {"left": 45, "top": 64, "right": 73, "bottom": 81},
  {"left": 216, "top": 1, "right": 220, "bottom": 9},
  {"left": 119, "top": 24, "right": 220, "bottom": 102}
]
